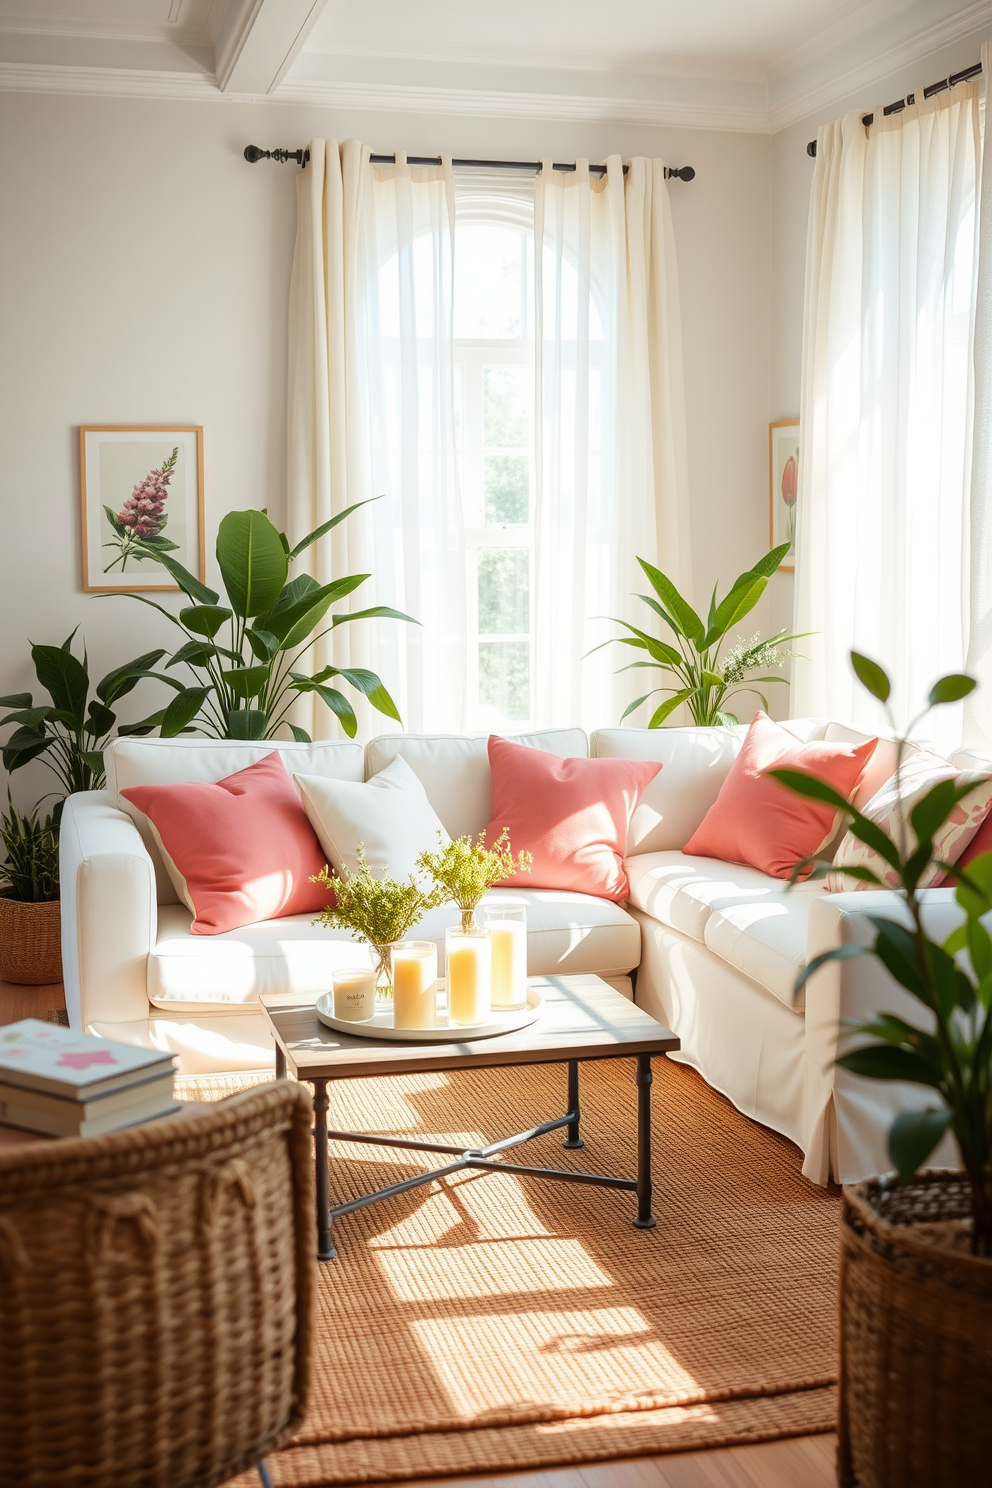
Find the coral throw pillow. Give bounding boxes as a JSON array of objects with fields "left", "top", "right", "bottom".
[
  {"left": 827, "top": 747, "right": 992, "bottom": 891},
  {"left": 683, "top": 712, "right": 878, "bottom": 880},
  {"left": 485, "top": 735, "right": 661, "bottom": 903},
  {"left": 122, "top": 752, "right": 332, "bottom": 935}
]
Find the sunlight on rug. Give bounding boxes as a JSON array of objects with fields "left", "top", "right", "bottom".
[{"left": 226, "top": 1059, "right": 839, "bottom": 1486}]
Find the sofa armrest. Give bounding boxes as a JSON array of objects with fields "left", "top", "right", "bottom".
[
  {"left": 802, "top": 888, "right": 961, "bottom": 1183},
  {"left": 59, "top": 792, "right": 156, "bottom": 1032}
]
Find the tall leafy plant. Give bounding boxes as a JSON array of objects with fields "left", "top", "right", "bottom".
[
  {"left": 773, "top": 654, "right": 992, "bottom": 1255},
  {"left": 110, "top": 501, "right": 414, "bottom": 741},
  {"left": 0, "top": 795, "right": 59, "bottom": 903},
  {"left": 600, "top": 543, "right": 803, "bottom": 727},
  {"left": 0, "top": 631, "right": 167, "bottom": 797}
]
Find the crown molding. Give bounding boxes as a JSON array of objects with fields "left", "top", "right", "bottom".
[
  {"left": 0, "top": 62, "right": 222, "bottom": 102},
  {"left": 767, "top": 0, "right": 992, "bottom": 132},
  {"left": 275, "top": 76, "right": 771, "bottom": 132}
]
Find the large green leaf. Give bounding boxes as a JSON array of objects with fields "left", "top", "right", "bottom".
[
  {"left": 953, "top": 850, "right": 992, "bottom": 919},
  {"left": 278, "top": 578, "right": 369, "bottom": 652},
  {"left": 837, "top": 1044, "right": 942, "bottom": 1087},
  {"left": 705, "top": 574, "right": 767, "bottom": 646},
  {"left": 621, "top": 690, "right": 662, "bottom": 722},
  {"left": 168, "top": 640, "right": 218, "bottom": 669},
  {"left": 31, "top": 640, "right": 88, "bottom": 722},
  {"left": 246, "top": 628, "right": 279, "bottom": 661},
  {"left": 148, "top": 552, "right": 219, "bottom": 605},
  {"left": 0, "top": 693, "right": 32, "bottom": 709},
  {"left": 226, "top": 709, "right": 268, "bottom": 740},
  {"left": 851, "top": 651, "right": 890, "bottom": 703},
  {"left": 0, "top": 707, "right": 50, "bottom": 732},
  {"left": 289, "top": 724, "right": 312, "bottom": 744},
  {"left": 648, "top": 688, "right": 695, "bottom": 727},
  {"left": 216, "top": 510, "right": 288, "bottom": 619},
  {"left": 85, "top": 700, "right": 116, "bottom": 739},
  {"left": 749, "top": 543, "right": 792, "bottom": 579},
  {"left": 314, "top": 686, "right": 358, "bottom": 738},
  {"left": 865, "top": 918, "right": 928, "bottom": 1001},
  {"left": 330, "top": 605, "right": 417, "bottom": 629},
  {"left": 179, "top": 605, "right": 233, "bottom": 638},
  {"left": 612, "top": 622, "right": 683, "bottom": 668},
  {"left": 221, "top": 666, "right": 269, "bottom": 700},
  {"left": 159, "top": 687, "right": 211, "bottom": 738},
  {"left": 287, "top": 496, "right": 382, "bottom": 560},
  {"left": 928, "top": 673, "right": 976, "bottom": 706},
  {"left": 637, "top": 559, "right": 704, "bottom": 645},
  {"left": 96, "top": 650, "right": 166, "bottom": 705},
  {"left": 911, "top": 778, "right": 980, "bottom": 846},
  {"left": 2, "top": 732, "right": 51, "bottom": 772},
  {"left": 888, "top": 1107, "right": 952, "bottom": 1181},
  {"left": 794, "top": 942, "right": 868, "bottom": 993},
  {"left": 328, "top": 666, "right": 401, "bottom": 722}
]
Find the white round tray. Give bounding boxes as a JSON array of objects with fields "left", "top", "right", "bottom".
[{"left": 316, "top": 982, "right": 543, "bottom": 1042}]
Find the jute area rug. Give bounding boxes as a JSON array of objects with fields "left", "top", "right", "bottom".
[{"left": 179, "top": 1058, "right": 840, "bottom": 1486}]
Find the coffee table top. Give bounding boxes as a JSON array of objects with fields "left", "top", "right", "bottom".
[{"left": 261, "top": 974, "right": 679, "bottom": 1080}]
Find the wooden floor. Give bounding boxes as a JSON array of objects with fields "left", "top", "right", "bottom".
[{"left": 0, "top": 979, "right": 838, "bottom": 1487}]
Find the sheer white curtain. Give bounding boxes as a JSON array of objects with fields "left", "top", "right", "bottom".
[
  {"left": 794, "top": 87, "right": 980, "bottom": 751},
  {"left": 287, "top": 141, "right": 465, "bottom": 739},
  {"left": 532, "top": 156, "right": 691, "bottom": 731},
  {"left": 965, "top": 41, "right": 992, "bottom": 749}
]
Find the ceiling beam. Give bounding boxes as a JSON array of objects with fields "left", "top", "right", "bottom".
[{"left": 214, "top": 0, "right": 330, "bottom": 95}]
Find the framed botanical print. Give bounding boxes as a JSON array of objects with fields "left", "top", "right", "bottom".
[
  {"left": 769, "top": 418, "right": 800, "bottom": 573},
  {"left": 79, "top": 425, "right": 204, "bottom": 592}
]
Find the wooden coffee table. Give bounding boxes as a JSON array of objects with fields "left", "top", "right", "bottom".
[{"left": 261, "top": 973, "right": 680, "bottom": 1261}]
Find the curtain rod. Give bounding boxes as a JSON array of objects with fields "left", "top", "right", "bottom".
[
  {"left": 243, "top": 146, "right": 695, "bottom": 181},
  {"left": 806, "top": 60, "right": 981, "bottom": 157}
]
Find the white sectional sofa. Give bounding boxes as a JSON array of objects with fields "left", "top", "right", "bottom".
[{"left": 60, "top": 719, "right": 971, "bottom": 1186}]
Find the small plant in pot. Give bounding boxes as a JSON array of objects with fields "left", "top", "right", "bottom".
[
  {"left": 598, "top": 543, "right": 805, "bottom": 727},
  {"left": 312, "top": 849, "right": 445, "bottom": 996},
  {"left": 0, "top": 796, "right": 61, "bottom": 985},
  {"left": 772, "top": 653, "right": 992, "bottom": 1486}
]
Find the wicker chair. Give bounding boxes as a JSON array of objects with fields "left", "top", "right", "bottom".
[{"left": 0, "top": 1082, "right": 315, "bottom": 1488}]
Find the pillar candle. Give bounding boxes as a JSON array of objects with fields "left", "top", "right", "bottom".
[
  {"left": 391, "top": 943, "right": 437, "bottom": 1030},
  {"left": 487, "top": 919, "right": 527, "bottom": 1009},
  {"left": 446, "top": 931, "right": 491, "bottom": 1025}
]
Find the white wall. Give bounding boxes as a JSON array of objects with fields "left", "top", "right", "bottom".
[{"left": 0, "top": 89, "right": 774, "bottom": 806}]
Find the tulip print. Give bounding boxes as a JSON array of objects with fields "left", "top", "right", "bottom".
[{"left": 103, "top": 447, "right": 181, "bottom": 572}]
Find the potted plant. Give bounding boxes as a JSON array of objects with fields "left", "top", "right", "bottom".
[
  {"left": 773, "top": 653, "right": 992, "bottom": 1486},
  {"left": 0, "top": 797, "right": 61, "bottom": 984},
  {"left": 0, "top": 630, "right": 167, "bottom": 795},
  {"left": 108, "top": 502, "right": 414, "bottom": 740},
  {"left": 417, "top": 830, "right": 532, "bottom": 933},
  {"left": 599, "top": 543, "right": 804, "bottom": 726},
  {"left": 312, "top": 849, "right": 444, "bottom": 995}
]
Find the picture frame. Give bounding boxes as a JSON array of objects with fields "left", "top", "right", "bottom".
[
  {"left": 79, "top": 425, "right": 205, "bottom": 593},
  {"left": 769, "top": 418, "right": 800, "bottom": 573}
]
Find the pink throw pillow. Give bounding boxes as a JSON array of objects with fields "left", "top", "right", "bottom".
[
  {"left": 485, "top": 736, "right": 661, "bottom": 903},
  {"left": 122, "top": 752, "right": 333, "bottom": 935},
  {"left": 683, "top": 712, "right": 878, "bottom": 880},
  {"left": 955, "top": 803, "right": 992, "bottom": 871}
]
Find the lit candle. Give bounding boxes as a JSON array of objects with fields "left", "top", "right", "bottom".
[
  {"left": 391, "top": 941, "right": 437, "bottom": 1030},
  {"left": 445, "top": 926, "right": 491, "bottom": 1025},
  {"left": 483, "top": 900, "right": 528, "bottom": 1010},
  {"left": 332, "top": 967, "right": 377, "bottom": 1023}
]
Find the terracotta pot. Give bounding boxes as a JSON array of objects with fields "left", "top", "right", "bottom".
[
  {"left": 839, "top": 1171, "right": 992, "bottom": 1486},
  {"left": 0, "top": 890, "right": 62, "bottom": 985}
]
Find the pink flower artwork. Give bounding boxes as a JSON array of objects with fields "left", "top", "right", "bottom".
[
  {"left": 57, "top": 1050, "right": 118, "bottom": 1070},
  {"left": 103, "top": 446, "right": 180, "bottom": 574}
]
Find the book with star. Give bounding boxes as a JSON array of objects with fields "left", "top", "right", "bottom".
[{"left": 0, "top": 1021, "right": 176, "bottom": 1136}]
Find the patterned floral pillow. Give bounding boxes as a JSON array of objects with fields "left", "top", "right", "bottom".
[{"left": 827, "top": 746, "right": 992, "bottom": 892}]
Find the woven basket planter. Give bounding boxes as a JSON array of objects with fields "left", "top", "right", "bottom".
[
  {"left": 839, "top": 1172, "right": 992, "bottom": 1487},
  {"left": 0, "top": 889, "right": 62, "bottom": 984}
]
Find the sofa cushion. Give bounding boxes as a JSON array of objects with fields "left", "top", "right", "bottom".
[
  {"left": 703, "top": 895, "right": 813, "bottom": 1012},
  {"left": 485, "top": 736, "right": 661, "bottom": 902},
  {"left": 106, "top": 737, "right": 364, "bottom": 904},
  {"left": 365, "top": 728, "right": 587, "bottom": 840},
  {"left": 147, "top": 887, "right": 640, "bottom": 1009},
  {"left": 625, "top": 849, "right": 821, "bottom": 944},
  {"left": 296, "top": 755, "right": 449, "bottom": 879},
  {"left": 590, "top": 726, "right": 741, "bottom": 854}
]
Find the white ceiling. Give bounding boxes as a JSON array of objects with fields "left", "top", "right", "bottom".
[{"left": 0, "top": 0, "right": 988, "bottom": 132}]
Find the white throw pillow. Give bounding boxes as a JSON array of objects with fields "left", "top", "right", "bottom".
[
  {"left": 827, "top": 746, "right": 992, "bottom": 891},
  {"left": 295, "top": 755, "right": 450, "bottom": 881}
]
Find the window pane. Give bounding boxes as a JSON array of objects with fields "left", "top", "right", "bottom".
[
  {"left": 485, "top": 455, "right": 529, "bottom": 524},
  {"left": 454, "top": 223, "right": 527, "bottom": 339},
  {"left": 480, "top": 641, "right": 530, "bottom": 720},
  {"left": 484, "top": 366, "right": 532, "bottom": 447},
  {"left": 478, "top": 548, "right": 529, "bottom": 634}
]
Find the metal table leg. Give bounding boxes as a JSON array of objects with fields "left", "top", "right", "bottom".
[
  {"left": 563, "top": 1059, "right": 584, "bottom": 1149},
  {"left": 633, "top": 1053, "right": 656, "bottom": 1229},
  {"left": 313, "top": 1079, "right": 336, "bottom": 1260}
]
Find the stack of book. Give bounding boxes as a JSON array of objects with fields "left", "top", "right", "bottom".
[{"left": 0, "top": 1020, "right": 178, "bottom": 1138}]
